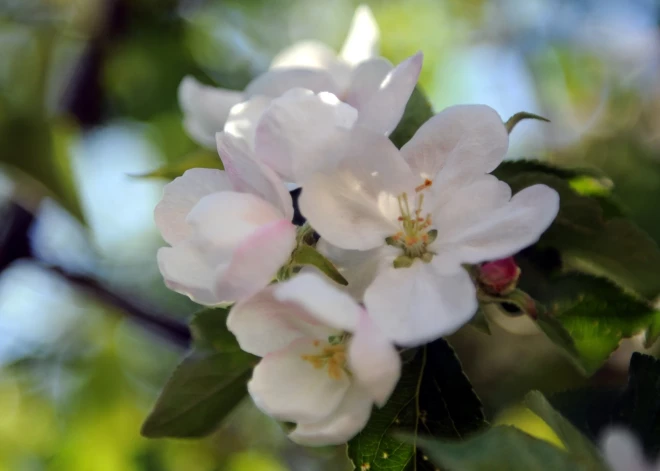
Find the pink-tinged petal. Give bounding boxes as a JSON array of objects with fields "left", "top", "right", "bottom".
[
  {"left": 157, "top": 242, "right": 222, "bottom": 306},
  {"left": 186, "top": 191, "right": 283, "bottom": 261},
  {"left": 364, "top": 262, "right": 477, "bottom": 346},
  {"left": 228, "top": 286, "right": 336, "bottom": 357},
  {"left": 224, "top": 95, "right": 272, "bottom": 144},
  {"left": 348, "top": 311, "right": 401, "bottom": 406},
  {"left": 273, "top": 273, "right": 363, "bottom": 332},
  {"left": 216, "top": 219, "right": 297, "bottom": 301},
  {"left": 356, "top": 52, "right": 424, "bottom": 136},
  {"left": 601, "top": 428, "right": 652, "bottom": 471},
  {"left": 217, "top": 132, "right": 294, "bottom": 220},
  {"left": 248, "top": 338, "right": 351, "bottom": 424},
  {"left": 344, "top": 57, "right": 393, "bottom": 110},
  {"left": 339, "top": 4, "right": 380, "bottom": 66},
  {"left": 154, "top": 168, "right": 231, "bottom": 245},
  {"left": 289, "top": 385, "right": 373, "bottom": 446},
  {"left": 299, "top": 129, "right": 416, "bottom": 250},
  {"left": 400, "top": 104, "right": 508, "bottom": 183},
  {"left": 245, "top": 68, "right": 340, "bottom": 98},
  {"left": 316, "top": 239, "right": 393, "bottom": 301},
  {"left": 435, "top": 184, "right": 560, "bottom": 266},
  {"left": 178, "top": 76, "right": 244, "bottom": 147},
  {"left": 254, "top": 89, "right": 358, "bottom": 182}
]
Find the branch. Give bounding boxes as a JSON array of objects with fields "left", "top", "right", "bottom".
[{"left": 45, "top": 264, "right": 192, "bottom": 349}]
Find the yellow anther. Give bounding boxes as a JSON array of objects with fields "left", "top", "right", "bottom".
[
  {"left": 301, "top": 340, "right": 348, "bottom": 380},
  {"left": 415, "top": 178, "right": 433, "bottom": 193}
]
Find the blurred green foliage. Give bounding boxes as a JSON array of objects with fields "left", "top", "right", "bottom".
[{"left": 2, "top": 0, "right": 660, "bottom": 469}]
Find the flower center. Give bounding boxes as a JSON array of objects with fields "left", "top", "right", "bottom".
[
  {"left": 300, "top": 335, "right": 349, "bottom": 380},
  {"left": 386, "top": 179, "right": 436, "bottom": 267}
]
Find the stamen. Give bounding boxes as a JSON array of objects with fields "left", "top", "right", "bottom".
[{"left": 415, "top": 178, "right": 433, "bottom": 193}]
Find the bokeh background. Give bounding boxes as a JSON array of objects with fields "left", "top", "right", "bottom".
[{"left": 1, "top": 0, "right": 659, "bottom": 469}]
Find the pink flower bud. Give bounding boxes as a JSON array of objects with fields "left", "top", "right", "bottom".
[{"left": 478, "top": 257, "right": 521, "bottom": 295}]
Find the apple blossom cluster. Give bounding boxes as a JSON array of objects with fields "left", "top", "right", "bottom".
[{"left": 153, "top": 5, "right": 560, "bottom": 446}]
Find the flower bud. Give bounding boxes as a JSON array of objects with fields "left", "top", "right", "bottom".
[{"left": 477, "top": 257, "right": 521, "bottom": 295}]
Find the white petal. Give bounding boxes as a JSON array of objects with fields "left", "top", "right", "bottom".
[
  {"left": 400, "top": 104, "right": 508, "bottom": 182},
  {"left": 273, "top": 273, "right": 363, "bottom": 332},
  {"left": 299, "top": 128, "right": 416, "bottom": 250},
  {"left": 254, "top": 89, "right": 358, "bottom": 182},
  {"left": 248, "top": 338, "right": 351, "bottom": 424},
  {"left": 225, "top": 95, "right": 272, "bottom": 144},
  {"left": 356, "top": 52, "right": 424, "bottom": 136},
  {"left": 339, "top": 4, "right": 380, "bottom": 66},
  {"left": 316, "top": 239, "right": 392, "bottom": 301},
  {"left": 364, "top": 262, "right": 478, "bottom": 346},
  {"left": 435, "top": 184, "right": 560, "bottom": 265},
  {"left": 216, "top": 219, "right": 297, "bottom": 302},
  {"left": 217, "top": 132, "right": 294, "bottom": 220},
  {"left": 348, "top": 311, "right": 401, "bottom": 406},
  {"left": 344, "top": 57, "right": 393, "bottom": 111},
  {"left": 289, "top": 385, "right": 373, "bottom": 446},
  {"left": 228, "top": 285, "right": 335, "bottom": 357},
  {"left": 245, "top": 68, "right": 340, "bottom": 98},
  {"left": 186, "top": 191, "right": 282, "bottom": 259},
  {"left": 178, "top": 76, "right": 244, "bottom": 147},
  {"left": 154, "top": 168, "right": 231, "bottom": 245},
  {"left": 601, "top": 428, "right": 652, "bottom": 471},
  {"left": 157, "top": 242, "right": 221, "bottom": 306},
  {"left": 270, "top": 40, "right": 339, "bottom": 70}
]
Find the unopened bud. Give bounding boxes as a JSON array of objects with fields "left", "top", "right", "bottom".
[{"left": 477, "top": 257, "right": 521, "bottom": 295}]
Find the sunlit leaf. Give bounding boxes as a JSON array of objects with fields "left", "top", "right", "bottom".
[{"left": 408, "top": 426, "right": 599, "bottom": 471}]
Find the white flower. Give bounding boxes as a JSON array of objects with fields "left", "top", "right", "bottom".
[
  {"left": 270, "top": 104, "right": 560, "bottom": 346},
  {"left": 601, "top": 427, "right": 657, "bottom": 471},
  {"left": 154, "top": 154, "right": 296, "bottom": 305},
  {"left": 252, "top": 53, "right": 423, "bottom": 184},
  {"left": 178, "top": 5, "right": 417, "bottom": 148},
  {"left": 227, "top": 273, "right": 401, "bottom": 446}
]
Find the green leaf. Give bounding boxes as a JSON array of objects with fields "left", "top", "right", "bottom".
[
  {"left": 520, "top": 267, "right": 658, "bottom": 375},
  {"left": 132, "top": 149, "right": 223, "bottom": 180},
  {"left": 189, "top": 307, "right": 238, "bottom": 352},
  {"left": 347, "top": 339, "right": 486, "bottom": 471},
  {"left": 142, "top": 308, "right": 256, "bottom": 438},
  {"left": 497, "top": 168, "right": 660, "bottom": 300},
  {"left": 409, "top": 426, "right": 599, "bottom": 471},
  {"left": 548, "top": 354, "right": 660, "bottom": 460},
  {"left": 140, "top": 349, "right": 255, "bottom": 438},
  {"left": 524, "top": 391, "right": 606, "bottom": 468},
  {"left": 0, "top": 117, "right": 86, "bottom": 223},
  {"left": 470, "top": 306, "right": 492, "bottom": 334},
  {"left": 610, "top": 353, "right": 660, "bottom": 458},
  {"left": 505, "top": 111, "right": 550, "bottom": 134},
  {"left": 389, "top": 87, "right": 434, "bottom": 149},
  {"left": 293, "top": 244, "right": 348, "bottom": 286}
]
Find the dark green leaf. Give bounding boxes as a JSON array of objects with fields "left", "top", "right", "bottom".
[
  {"left": 347, "top": 339, "right": 486, "bottom": 471},
  {"left": 409, "top": 426, "right": 599, "bottom": 471},
  {"left": 524, "top": 391, "right": 605, "bottom": 468},
  {"left": 609, "top": 353, "right": 660, "bottom": 459},
  {"left": 140, "top": 349, "right": 255, "bottom": 438},
  {"left": 498, "top": 170, "right": 660, "bottom": 300},
  {"left": 293, "top": 244, "right": 348, "bottom": 286},
  {"left": 189, "top": 307, "right": 239, "bottom": 352},
  {"left": 132, "top": 149, "right": 223, "bottom": 180},
  {"left": 389, "top": 86, "right": 434, "bottom": 149},
  {"left": 142, "top": 308, "right": 256, "bottom": 438}
]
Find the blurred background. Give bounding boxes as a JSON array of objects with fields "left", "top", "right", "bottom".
[{"left": 1, "top": 0, "right": 659, "bottom": 469}]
